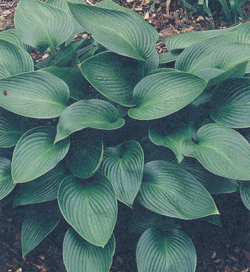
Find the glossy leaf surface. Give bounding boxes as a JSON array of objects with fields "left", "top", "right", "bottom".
[
  {"left": 136, "top": 228, "right": 196, "bottom": 272},
  {"left": 128, "top": 70, "right": 207, "bottom": 120},
  {"left": 12, "top": 127, "right": 70, "bottom": 183},
  {"left": 55, "top": 99, "right": 125, "bottom": 143},
  {"left": 63, "top": 228, "right": 115, "bottom": 272},
  {"left": 0, "top": 71, "right": 69, "bottom": 118},
  {"left": 137, "top": 161, "right": 219, "bottom": 220},
  {"left": 101, "top": 140, "right": 144, "bottom": 207},
  {"left": 58, "top": 174, "right": 117, "bottom": 246},
  {"left": 181, "top": 123, "right": 250, "bottom": 180}
]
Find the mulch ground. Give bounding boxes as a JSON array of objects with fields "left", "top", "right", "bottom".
[{"left": 0, "top": 0, "right": 250, "bottom": 271}]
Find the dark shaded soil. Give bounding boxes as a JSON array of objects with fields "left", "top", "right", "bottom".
[{"left": 0, "top": 0, "right": 250, "bottom": 271}]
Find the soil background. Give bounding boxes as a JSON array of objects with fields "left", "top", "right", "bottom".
[{"left": 0, "top": 0, "right": 250, "bottom": 271}]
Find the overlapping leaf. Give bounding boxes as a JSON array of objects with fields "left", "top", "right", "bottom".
[
  {"left": 181, "top": 123, "right": 250, "bottom": 180},
  {"left": 21, "top": 203, "right": 61, "bottom": 257},
  {"left": 12, "top": 127, "right": 70, "bottom": 183},
  {"left": 41, "top": 66, "right": 89, "bottom": 101},
  {"left": 149, "top": 122, "right": 196, "bottom": 163},
  {"left": 14, "top": 0, "right": 73, "bottom": 52},
  {"left": 240, "top": 183, "right": 250, "bottom": 211},
  {"left": 128, "top": 70, "right": 207, "bottom": 120},
  {"left": 0, "top": 157, "right": 15, "bottom": 200},
  {"left": 210, "top": 78, "right": 250, "bottom": 128},
  {"left": 137, "top": 161, "right": 219, "bottom": 220},
  {"left": 179, "top": 158, "right": 239, "bottom": 194},
  {"left": 63, "top": 228, "right": 115, "bottom": 272},
  {"left": 68, "top": 2, "right": 156, "bottom": 60},
  {"left": 58, "top": 174, "right": 117, "bottom": 246},
  {"left": 0, "top": 108, "right": 30, "bottom": 148},
  {"left": 54, "top": 99, "right": 125, "bottom": 143},
  {"left": 79, "top": 52, "right": 141, "bottom": 106},
  {"left": 101, "top": 141, "right": 144, "bottom": 207},
  {"left": 0, "top": 29, "right": 31, "bottom": 52},
  {"left": 136, "top": 228, "right": 197, "bottom": 272},
  {"left": 66, "top": 130, "right": 103, "bottom": 178},
  {"left": 0, "top": 71, "right": 69, "bottom": 118},
  {"left": 0, "top": 39, "right": 33, "bottom": 79},
  {"left": 13, "top": 163, "right": 68, "bottom": 206}
]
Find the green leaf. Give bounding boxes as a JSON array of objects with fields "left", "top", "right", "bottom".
[
  {"left": 41, "top": 66, "right": 89, "bottom": 101},
  {"left": 179, "top": 157, "right": 239, "bottom": 194},
  {"left": 128, "top": 71, "right": 207, "bottom": 120},
  {"left": 13, "top": 163, "right": 68, "bottom": 206},
  {"left": 165, "top": 23, "right": 241, "bottom": 51},
  {"left": 240, "top": 183, "right": 250, "bottom": 211},
  {"left": 58, "top": 174, "right": 117, "bottom": 246},
  {"left": 68, "top": 3, "right": 156, "bottom": 60},
  {"left": 55, "top": 99, "right": 125, "bottom": 143},
  {"left": 158, "top": 50, "right": 182, "bottom": 64},
  {"left": 0, "top": 29, "right": 31, "bottom": 52},
  {"left": 181, "top": 123, "right": 250, "bottom": 180},
  {"left": 12, "top": 127, "right": 70, "bottom": 183},
  {"left": 175, "top": 33, "right": 237, "bottom": 73},
  {"left": 144, "top": 50, "right": 159, "bottom": 75},
  {"left": 210, "top": 78, "right": 250, "bottom": 128},
  {"left": 0, "top": 71, "right": 69, "bottom": 118},
  {"left": 136, "top": 228, "right": 197, "bottom": 272},
  {"left": 79, "top": 52, "right": 142, "bottom": 107},
  {"left": 21, "top": 203, "right": 61, "bottom": 257},
  {"left": 129, "top": 209, "right": 179, "bottom": 234},
  {"left": 66, "top": 130, "right": 103, "bottom": 178},
  {"left": 63, "top": 228, "right": 115, "bottom": 272},
  {"left": 45, "top": 0, "right": 84, "bottom": 45},
  {"left": 101, "top": 140, "right": 144, "bottom": 207},
  {"left": 95, "top": 0, "right": 158, "bottom": 41},
  {"left": 0, "top": 39, "right": 33, "bottom": 79},
  {"left": 235, "top": 22, "right": 250, "bottom": 44},
  {"left": 137, "top": 161, "right": 219, "bottom": 220},
  {"left": 14, "top": 0, "right": 74, "bottom": 53},
  {"left": 149, "top": 122, "right": 196, "bottom": 163},
  {"left": 0, "top": 157, "right": 15, "bottom": 200},
  {"left": 0, "top": 108, "right": 30, "bottom": 148}
]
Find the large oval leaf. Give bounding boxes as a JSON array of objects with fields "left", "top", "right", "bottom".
[
  {"left": 21, "top": 202, "right": 61, "bottom": 257},
  {"left": 14, "top": 0, "right": 73, "bottom": 52},
  {"left": 0, "top": 157, "right": 15, "bottom": 200},
  {"left": 240, "top": 183, "right": 250, "bottom": 211},
  {"left": 0, "top": 71, "right": 69, "bottom": 118},
  {"left": 63, "top": 228, "right": 115, "bottom": 272},
  {"left": 66, "top": 130, "right": 103, "bottom": 178},
  {"left": 0, "top": 108, "right": 30, "bottom": 148},
  {"left": 128, "top": 71, "right": 207, "bottom": 120},
  {"left": 68, "top": 3, "right": 155, "bottom": 60},
  {"left": 210, "top": 78, "right": 250, "bottom": 128},
  {"left": 12, "top": 127, "right": 70, "bottom": 183},
  {"left": 101, "top": 140, "right": 144, "bottom": 208},
  {"left": 181, "top": 123, "right": 250, "bottom": 180},
  {"left": 13, "top": 163, "right": 68, "bottom": 207},
  {"left": 136, "top": 228, "right": 196, "bottom": 272},
  {"left": 137, "top": 161, "right": 219, "bottom": 220},
  {"left": 79, "top": 52, "right": 142, "bottom": 107},
  {"left": 179, "top": 158, "right": 239, "bottom": 195},
  {"left": 58, "top": 174, "right": 117, "bottom": 246},
  {"left": 0, "top": 39, "right": 33, "bottom": 79},
  {"left": 54, "top": 99, "right": 125, "bottom": 143}
]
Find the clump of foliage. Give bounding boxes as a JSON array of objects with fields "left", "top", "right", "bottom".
[
  {"left": 0, "top": 0, "right": 250, "bottom": 271},
  {"left": 181, "top": 0, "right": 249, "bottom": 27}
]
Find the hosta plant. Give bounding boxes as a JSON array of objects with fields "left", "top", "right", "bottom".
[{"left": 0, "top": 0, "right": 250, "bottom": 271}]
